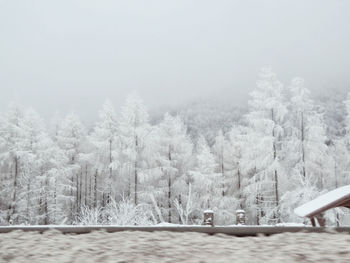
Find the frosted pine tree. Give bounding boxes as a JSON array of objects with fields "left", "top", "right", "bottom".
[
  {"left": 0, "top": 105, "right": 69, "bottom": 225},
  {"left": 90, "top": 100, "right": 118, "bottom": 205},
  {"left": 245, "top": 68, "right": 287, "bottom": 224},
  {"left": 344, "top": 93, "right": 350, "bottom": 151},
  {"left": 212, "top": 130, "right": 227, "bottom": 197},
  {"left": 118, "top": 92, "right": 150, "bottom": 205},
  {"left": 16, "top": 108, "right": 46, "bottom": 224},
  {"left": 212, "top": 129, "right": 242, "bottom": 224},
  {"left": 340, "top": 93, "right": 350, "bottom": 185},
  {"left": 0, "top": 103, "right": 26, "bottom": 224},
  {"left": 227, "top": 125, "right": 252, "bottom": 210},
  {"left": 149, "top": 113, "right": 193, "bottom": 223},
  {"left": 289, "top": 78, "right": 331, "bottom": 188},
  {"left": 281, "top": 78, "right": 332, "bottom": 223},
  {"left": 19, "top": 108, "right": 69, "bottom": 224},
  {"left": 191, "top": 135, "right": 220, "bottom": 222},
  {"left": 0, "top": 112, "right": 7, "bottom": 224},
  {"left": 56, "top": 112, "right": 87, "bottom": 222}
]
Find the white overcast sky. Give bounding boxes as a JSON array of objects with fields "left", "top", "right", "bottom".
[{"left": 0, "top": 0, "right": 349, "bottom": 121}]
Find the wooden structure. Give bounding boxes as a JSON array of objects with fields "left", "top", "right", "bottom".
[
  {"left": 236, "top": 209, "right": 246, "bottom": 225},
  {"left": 2, "top": 225, "right": 350, "bottom": 236},
  {"left": 203, "top": 210, "right": 214, "bottom": 226},
  {"left": 294, "top": 185, "right": 350, "bottom": 226}
]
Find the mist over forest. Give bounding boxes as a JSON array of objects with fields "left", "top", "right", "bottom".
[{"left": 1, "top": 68, "right": 350, "bottom": 226}]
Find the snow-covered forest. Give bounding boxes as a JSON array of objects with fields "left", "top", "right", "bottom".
[{"left": 1, "top": 68, "right": 349, "bottom": 226}]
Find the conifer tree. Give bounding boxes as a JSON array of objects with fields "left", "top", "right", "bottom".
[
  {"left": 90, "top": 100, "right": 118, "bottom": 204},
  {"left": 118, "top": 92, "right": 150, "bottom": 205},
  {"left": 245, "top": 68, "right": 287, "bottom": 224},
  {"left": 56, "top": 112, "right": 87, "bottom": 222},
  {"left": 150, "top": 113, "right": 193, "bottom": 223}
]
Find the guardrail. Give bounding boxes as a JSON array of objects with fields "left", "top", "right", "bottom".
[{"left": 1, "top": 226, "right": 350, "bottom": 236}]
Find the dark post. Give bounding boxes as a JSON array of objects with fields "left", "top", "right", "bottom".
[
  {"left": 236, "top": 209, "right": 246, "bottom": 225},
  {"left": 315, "top": 213, "right": 326, "bottom": 227},
  {"left": 310, "top": 217, "right": 316, "bottom": 227},
  {"left": 203, "top": 210, "right": 214, "bottom": 226}
]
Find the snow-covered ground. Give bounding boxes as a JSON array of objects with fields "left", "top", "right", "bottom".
[{"left": 1, "top": 230, "right": 350, "bottom": 262}]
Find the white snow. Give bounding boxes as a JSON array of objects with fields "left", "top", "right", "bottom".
[
  {"left": 156, "top": 222, "right": 182, "bottom": 227},
  {"left": 1, "top": 230, "right": 350, "bottom": 262},
  {"left": 275, "top": 223, "right": 307, "bottom": 227},
  {"left": 294, "top": 185, "right": 350, "bottom": 217}
]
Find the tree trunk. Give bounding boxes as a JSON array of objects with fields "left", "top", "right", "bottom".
[
  {"left": 7, "top": 156, "right": 19, "bottom": 223},
  {"left": 134, "top": 135, "right": 138, "bottom": 206},
  {"left": 109, "top": 139, "right": 113, "bottom": 203},
  {"left": 271, "top": 108, "right": 280, "bottom": 222},
  {"left": 54, "top": 178, "right": 57, "bottom": 224},
  {"left": 178, "top": 194, "right": 182, "bottom": 223},
  {"left": 42, "top": 168, "right": 49, "bottom": 225},
  {"left": 237, "top": 168, "right": 242, "bottom": 209},
  {"left": 39, "top": 182, "right": 43, "bottom": 225},
  {"left": 89, "top": 169, "right": 92, "bottom": 208},
  {"left": 134, "top": 161, "right": 138, "bottom": 205},
  {"left": 168, "top": 173, "right": 171, "bottom": 223},
  {"left": 221, "top": 155, "right": 225, "bottom": 197},
  {"left": 168, "top": 147, "right": 172, "bottom": 223},
  {"left": 301, "top": 112, "right": 306, "bottom": 179},
  {"left": 128, "top": 167, "right": 131, "bottom": 199},
  {"left": 335, "top": 160, "right": 340, "bottom": 226},
  {"left": 254, "top": 167, "right": 260, "bottom": 225},
  {"left": 85, "top": 164, "right": 88, "bottom": 206},
  {"left": 26, "top": 177, "right": 30, "bottom": 224},
  {"left": 44, "top": 185, "right": 49, "bottom": 225},
  {"left": 94, "top": 169, "right": 98, "bottom": 208},
  {"left": 70, "top": 172, "right": 74, "bottom": 221},
  {"left": 256, "top": 194, "right": 260, "bottom": 225},
  {"left": 79, "top": 170, "right": 83, "bottom": 209},
  {"left": 274, "top": 170, "right": 280, "bottom": 221},
  {"left": 76, "top": 173, "right": 79, "bottom": 213}
]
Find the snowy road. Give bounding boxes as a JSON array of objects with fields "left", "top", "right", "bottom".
[{"left": 1, "top": 230, "right": 350, "bottom": 262}]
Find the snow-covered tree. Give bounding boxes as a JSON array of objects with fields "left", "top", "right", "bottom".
[
  {"left": 149, "top": 113, "right": 193, "bottom": 223},
  {"left": 341, "top": 93, "right": 350, "bottom": 186},
  {"left": 212, "top": 130, "right": 227, "bottom": 197},
  {"left": 190, "top": 135, "right": 220, "bottom": 223},
  {"left": 20, "top": 108, "right": 69, "bottom": 224},
  {"left": 0, "top": 105, "right": 69, "bottom": 225},
  {"left": 244, "top": 68, "right": 287, "bottom": 224},
  {"left": 280, "top": 78, "right": 333, "bottom": 223},
  {"left": 90, "top": 100, "right": 119, "bottom": 205},
  {"left": 318, "top": 88, "right": 347, "bottom": 139},
  {"left": 118, "top": 92, "right": 150, "bottom": 205},
  {"left": 287, "top": 78, "right": 331, "bottom": 187},
  {"left": 211, "top": 129, "right": 244, "bottom": 224},
  {"left": 0, "top": 103, "right": 26, "bottom": 224},
  {"left": 56, "top": 112, "right": 87, "bottom": 222},
  {"left": 227, "top": 125, "right": 252, "bottom": 209},
  {"left": 344, "top": 93, "right": 350, "bottom": 150}
]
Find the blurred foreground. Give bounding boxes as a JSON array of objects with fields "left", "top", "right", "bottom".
[{"left": 1, "top": 230, "right": 350, "bottom": 262}]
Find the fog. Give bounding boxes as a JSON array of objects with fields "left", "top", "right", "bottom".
[{"left": 0, "top": 0, "right": 349, "bottom": 121}]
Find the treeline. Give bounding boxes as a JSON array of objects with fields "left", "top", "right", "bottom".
[{"left": 1, "top": 68, "right": 350, "bottom": 226}]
